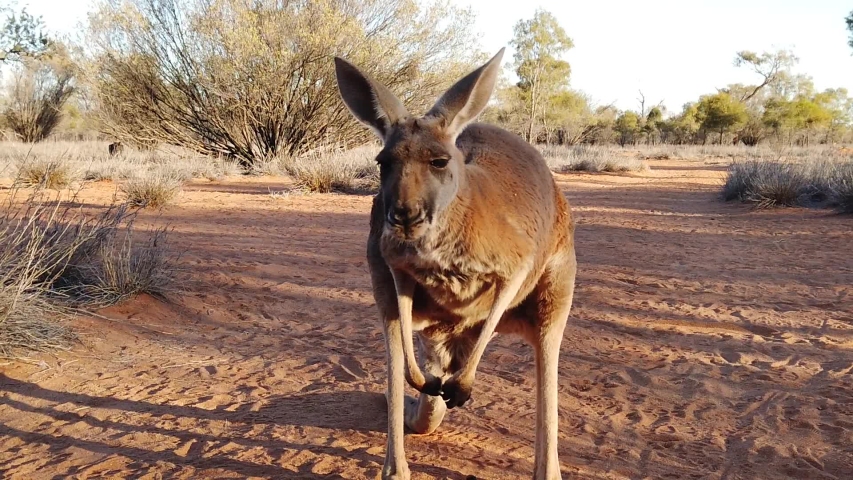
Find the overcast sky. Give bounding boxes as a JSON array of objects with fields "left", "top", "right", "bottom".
[{"left": 19, "top": 0, "right": 853, "bottom": 113}]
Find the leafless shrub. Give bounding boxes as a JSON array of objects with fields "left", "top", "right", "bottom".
[
  {"left": 0, "top": 187, "right": 178, "bottom": 356},
  {"left": 1, "top": 57, "right": 75, "bottom": 142},
  {"left": 85, "top": 0, "right": 483, "bottom": 167},
  {"left": 0, "top": 192, "right": 80, "bottom": 355}
]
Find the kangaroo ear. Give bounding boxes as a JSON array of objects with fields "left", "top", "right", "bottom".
[
  {"left": 334, "top": 57, "right": 409, "bottom": 142},
  {"left": 427, "top": 48, "right": 505, "bottom": 140}
]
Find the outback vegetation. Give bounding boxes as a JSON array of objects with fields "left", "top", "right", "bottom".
[
  {"left": 0, "top": 188, "right": 175, "bottom": 356},
  {"left": 1, "top": 2, "right": 851, "bottom": 180},
  {"left": 0, "top": 0, "right": 849, "bottom": 352},
  {"left": 0, "top": 0, "right": 851, "bottom": 355},
  {"left": 0, "top": 2, "right": 851, "bottom": 479}
]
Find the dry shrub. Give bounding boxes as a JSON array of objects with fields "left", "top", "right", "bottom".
[
  {"left": 0, "top": 188, "right": 176, "bottom": 356},
  {"left": 287, "top": 145, "right": 379, "bottom": 193},
  {"left": 2, "top": 57, "right": 75, "bottom": 143},
  {"left": 88, "top": 0, "right": 481, "bottom": 167},
  {"left": 543, "top": 145, "right": 647, "bottom": 173},
  {"left": 723, "top": 159, "right": 853, "bottom": 211},
  {"left": 287, "top": 159, "right": 351, "bottom": 193},
  {"left": 723, "top": 161, "right": 804, "bottom": 207},
  {"left": 250, "top": 156, "right": 289, "bottom": 176},
  {"left": 56, "top": 221, "right": 174, "bottom": 306},
  {"left": 829, "top": 164, "right": 853, "bottom": 214},
  {"left": 120, "top": 171, "right": 184, "bottom": 208},
  {"left": 209, "top": 157, "right": 243, "bottom": 179},
  {"left": 0, "top": 141, "right": 245, "bottom": 183},
  {"left": 564, "top": 157, "right": 647, "bottom": 173},
  {"left": 0, "top": 194, "right": 81, "bottom": 355},
  {"left": 15, "top": 157, "right": 79, "bottom": 189}
]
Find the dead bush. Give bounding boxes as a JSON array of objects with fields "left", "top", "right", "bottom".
[
  {"left": 15, "top": 157, "right": 78, "bottom": 189},
  {"left": 543, "top": 145, "right": 648, "bottom": 173},
  {"left": 120, "top": 171, "right": 184, "bottom": 208},
  {"left": 723, "top": 159, "right": 853, "bottom": 211},
  {"left": 2, "top": 57, "right": 75, "bottom": 143},
  {"left": 287, "top": 146, "right": 379, "bottom": 193},
  {"left": 88, "top": 0, "right": 481, "bottom": 168},
  {"left": 0, "top": 188, "right": 177, "bottom": 356}
]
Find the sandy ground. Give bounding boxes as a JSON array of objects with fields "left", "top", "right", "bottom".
[{"left": 1, "top": 159, "right": 852, "bottom": 479}]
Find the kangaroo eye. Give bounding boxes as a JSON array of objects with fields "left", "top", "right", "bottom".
[{"left": 430, "top": 158, "right": 449, "bottom": 169}]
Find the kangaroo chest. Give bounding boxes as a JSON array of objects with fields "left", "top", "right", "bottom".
[
  {"left": 387, "top": 242, "right": 502, "bottom": 322},
  {"left": 410, "top": 263, "right": 493, "bottom": 302}
]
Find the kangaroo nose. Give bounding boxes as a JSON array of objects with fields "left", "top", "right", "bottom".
[{"left": 388, "top": 206, "right": 425, "bottom": 227}]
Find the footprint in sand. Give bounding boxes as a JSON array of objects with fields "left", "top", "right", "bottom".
[{"left": 329, "top": 355, "right": 368, "bottom": 382}]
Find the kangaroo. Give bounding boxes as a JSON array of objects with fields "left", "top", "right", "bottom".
[
  {"left": 334, "top": 48, "right": 576, "bottom": 480},
  {"left": 108, "top": 141, "right": 124, "bottom": 156}
]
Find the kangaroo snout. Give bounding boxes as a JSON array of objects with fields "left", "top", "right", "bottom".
[{"left": 387, "top": 205, "right": 426, "bottom": 228}]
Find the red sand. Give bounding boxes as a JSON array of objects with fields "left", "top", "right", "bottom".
[{"left": 1, "top": 160, "right": 852, "bottom": 479}]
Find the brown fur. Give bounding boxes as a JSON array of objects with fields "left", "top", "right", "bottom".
[
  {"left": 108, "top": 142, "right": 123, "bottom": 156},
  {"left": 335, "top": 49, "right": 576, "bottom": 480},
  {"left": 370, "top": 122, "right": 574, "bottom": 341}
]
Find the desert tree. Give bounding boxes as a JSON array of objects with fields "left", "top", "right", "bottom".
[
  {"left": 2, "top": 47, "right": 76, "bottom": 142},
  {"left": 762, "top": 94, "right": 832, "bottom": 146},
  {"left": 510, "top": 8, "right": 573, "bottom": 143},
  {"left": 585, "top": 105, "right": 618, "bottom": 145},
  {"left": 673, "top": 103, "right": 700, "bottom": 144},
  {"left": 720, "top": 83, "right": 767, "bottom": 145},
  {"left": 85, "top": 0, "right": 482, "bottom": 167},
  {"left": 644, "top": 106, "right": 664, "bottom": 145},
  {"left": 793, "top": 97, "right": 831, "bottom": 146},
  {"left": 659, "top": 103, "right": 700, "bottom": 144},
  {"left": 614, "top": 111, "right": 640, "bottom": 147},
  {"left": 733, "top": 49, "right": 798, "bottom": 102},
  {"left": 762, "top": 97, "right": 798, "bottom": 143},
  {"left": 540, "top": 90, "right": 600, "bottom": 145},
  {"left": 1, "top": 1, "right": 50, "bottom": 62},
  {"left": 719, "top": 49, "right": 797, "bottom": 146},
  {"left": 814, "top": 88, "right": 853, "bottom": 144},
  {"left": 696, "top": 92, "right": 747, "bottom": 145},
  {"left": 480, "top": 70, "right": 528, "bottom": 137}
]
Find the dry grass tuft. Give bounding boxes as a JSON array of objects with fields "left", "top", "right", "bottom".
[
  {"left": 542, "top": 145, "right": 648, "bottom": 173},
  {"left": 120, "top": 171, "right": 184, "bottom": 208},
  {"left": 15, "top": 157, "right": 79, "bottom": 189},
  {"left": 830, "top": 167, "right": 853, "bottom": 214},
  {"left": 286, "top": 145, "right": 379, "bottom": 193},
  {"left": 56, "top": 222, "right": 175, "bottom": 306},
  {"left": 0, "top": 141, "right": 245, "bottom": 184},
  {"left": 0, "top": 188, "right": 177, "bottom": 356},
  {"left": 250, "top": 156, "right": 289, "bottom": 176},
  {"left": 723, "top": 159, "right": 853, "bottom": 211}
]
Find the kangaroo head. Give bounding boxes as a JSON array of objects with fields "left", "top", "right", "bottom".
[{"left": 334, "top": 49, "right": 504, "bottom": 242}]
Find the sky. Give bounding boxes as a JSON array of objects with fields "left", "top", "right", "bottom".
[{"left": 17, "top": 0, "right": 853, "bottom": 113}]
